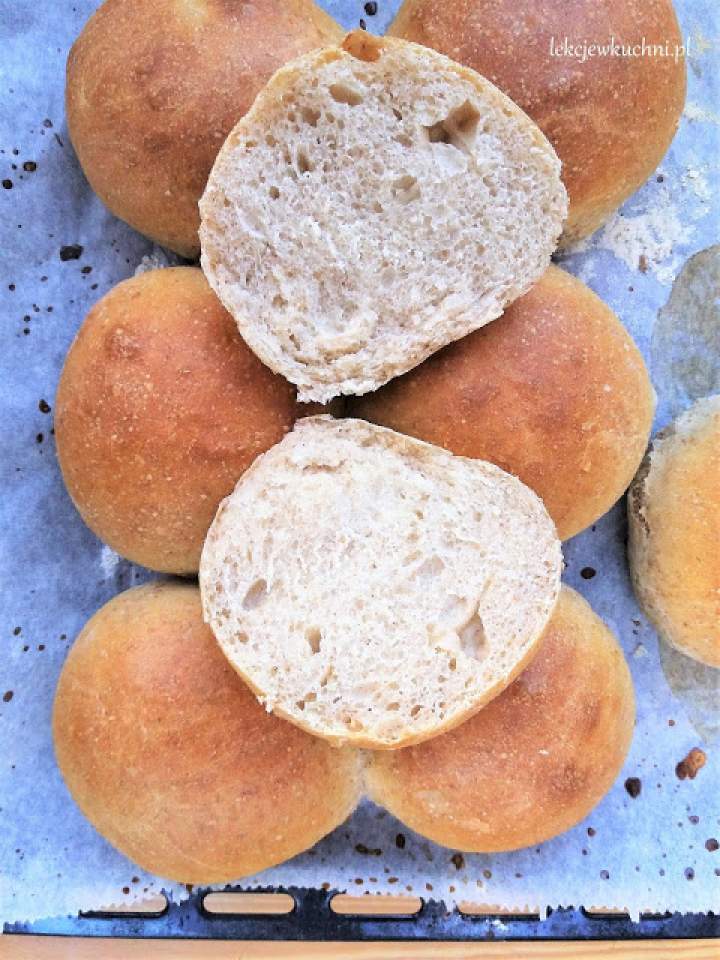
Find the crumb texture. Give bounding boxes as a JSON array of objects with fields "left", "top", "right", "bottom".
[
  {"left": 200, "top": 417, "right": 562, "bottom": 747},
  {"left": 200, "top": 37, "right": 566, "bottom": 401}
]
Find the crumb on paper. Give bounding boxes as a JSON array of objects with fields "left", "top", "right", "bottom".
[{"left": 676, "top": 748, "right": 707, "bottom": 780}]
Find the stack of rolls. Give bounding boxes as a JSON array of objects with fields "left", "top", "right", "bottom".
[{"left": 48, "top": 0, "right": 708, "bottom": 892}]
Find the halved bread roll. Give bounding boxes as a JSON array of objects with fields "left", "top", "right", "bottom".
[
  {"left": 200, "top": 31, "right": 567, "bottom": 402},
  {"left": 200, "top": 417, "right": 562, "bottom": 749}
]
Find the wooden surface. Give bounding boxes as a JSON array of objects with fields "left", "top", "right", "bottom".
[{"left": 0, "top": 937, "right": 717, "bottom": 959}]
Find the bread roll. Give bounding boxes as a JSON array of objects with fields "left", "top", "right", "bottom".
[
  {"left": 200, "top": 31, "right": 567, "bottom": 402},
  {"left": 55, "top": 267, "right": 298, "bottom": 575},
  {"left": 628, "top": 396, "right": 720, "bottom": 669},
  {"left": 349, "top": 266, "right": 655, "bottom": 541},
  {"left": 365, "top": 586, "right": 635, "bottom": 852},
  {"left": 53, "top": 582, "right": 361, "bottom": 884},
  {"left": 66, "top": 0, "right": 342, "bottom": 256},
  {"left": 200, "top": 416, "right": 562, "bottom": 749},
  {"left": 389, "top": 0, "right": 686, "bottom": 244}
]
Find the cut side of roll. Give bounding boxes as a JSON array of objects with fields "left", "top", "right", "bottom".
[
  {"left": 200, "top": 417, "right": 562, "bottom": 748},
  {"left": 200, "top": 31, "right": 567, "bottom": 402}
]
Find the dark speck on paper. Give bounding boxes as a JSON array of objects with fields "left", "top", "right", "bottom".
[
  {"left": 625, "top": 777, "right": 642, "bottom": 798},
  {"left": 60, "top": 244, "right": 83, "bottom": 261}
]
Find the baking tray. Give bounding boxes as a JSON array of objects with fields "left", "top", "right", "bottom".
[
  {"left": 1, "top": 0, "right": 718, "bottom": 944},
  {"left": 4, "top": 888, "right": 719, "bottom": 941}
]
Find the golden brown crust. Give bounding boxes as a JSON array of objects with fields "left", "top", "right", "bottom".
[
  {"left": 389, "top": 0, "right": 686, "bottom": 243},
  {"left": 349, "top": 265, "right": 654, "bottom": 541},
  {"left": 66, "top": 0, "right": 342, "bottom": 256},
  {"left": 55, "top": 267, "right": 298, "bottom": 574},
  {"left": 364, "top": 586, "right": 635, "bottom": 852},
  {"left": 628, "top": 396, "right": 720, "bottom": 668},
  {"left": 52, "top": 582, "right": 362, "bottom": 884}
]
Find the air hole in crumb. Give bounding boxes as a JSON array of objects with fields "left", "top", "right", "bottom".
[
  {"left": 457, "top": 610, "right": 486, "bottom": 658},
  {"left": 296, "top": 148, "right": 314, "bottom": 175},
  {"left": 242, "top": 579, "right": 268, "bottom": 610},
  {"left": 391, "top": 174, "right": 420, "bottom": 204},
  {"left": 414, "top": 556, "right": 444, "bottom": 582},
  {"left": 387, "top": 702, "right": 400, "bottom": 711},
  {"left": 450, "top": 100, "right": 480, "bottom": 136},
  {"left": 392, "top": 108, "right": 403, "bottom": 121},
  {"left": 449, "top": 658, "right": 457, "bottom": 671},
  {"left": 302, "top": 106, "right": 322, "bottom": 127},
  {"left": 272, "top": 294, "right": 287, "bottom": 309},
  {"left": 296, "top": 700, "right": 306, "bottom": 711},
  {"left": 305, "top": 627, "right": 322, "bottom": 654},
  {"left": 237, "top": 632, "right": 249, "bottom": 644},
  {"left": 426, "top": 121, "right": 451, "bottom": 145},
  {"left": 424, "top": 100, "right": 480, "bottom": 154},
  {"left": 305, "top": 691, "right": 317, "bottom": 703},
  {"left": 265, "top": 134, "right": 277, "bottom": 147},
  {"left": 343, "top": 715, "right": 364, "bottom": 731},
  {"left": 329, "top": 82, "right": 365, "bottom": 106},
  {"left": 269, "top": 185, "right": 280, "bottom": 199},
  {"left": 410, "top": 705, "right": 422, "bottom": 717}
]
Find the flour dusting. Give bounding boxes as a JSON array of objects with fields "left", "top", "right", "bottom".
[
  {"left": 134, "top": 246, "right": 180, "bottom": 276},
  {"left": 99, "top": 545, "right": 121, "bottom": 579}
]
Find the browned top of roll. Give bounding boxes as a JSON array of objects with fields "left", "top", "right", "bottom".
[
  {"left": 52, "top": 582, "right": 362, "bottom": 884},
  {"left": 55, "top": 267, "right": 298, "bottom": 574},
  {"left": 365, "top": 586, "right": 635, "bottom": 853},
  {"left": 350, "top": 265, "right": 655, "bottom": 540},
  {"left": 628, "top": 395, "right": 720, "bottom": 668},
  {"left": 389, "top": 0, "right": 686, "bottom": 243},
  {"left": 66, "top": 0, "right": 342, "bottom": 256}
]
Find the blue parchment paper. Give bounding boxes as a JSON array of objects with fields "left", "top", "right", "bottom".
[{"left": 1, "top": 0, "right": 718, "bottom": 924}]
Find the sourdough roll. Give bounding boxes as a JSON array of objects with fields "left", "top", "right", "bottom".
[
  {"left": 53, "top": 583, "right": 361, "bottom": 884},
  {"left": 628, "top": 396, "right": 720, "bottom": 669},
  {"left": 66, "top": 0, "right": 342, "bottom": 256},
  {"left": 200, "top": 417, "right": 562, "bottom": 749},
  {"left": 389, "top": 0, "right": 686, "bottom": 244},
  {"left": 200, "top": 31, "right": 567, "bottom": 402},
  {"left": 55, "top": 268, "right": 299, "bottom": 575},
  {"left": 350, "top": 266, "right": 655, "bottom": 540},
  {"left": 365, "top": 587, "right": 635, "bottom": 852}
]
